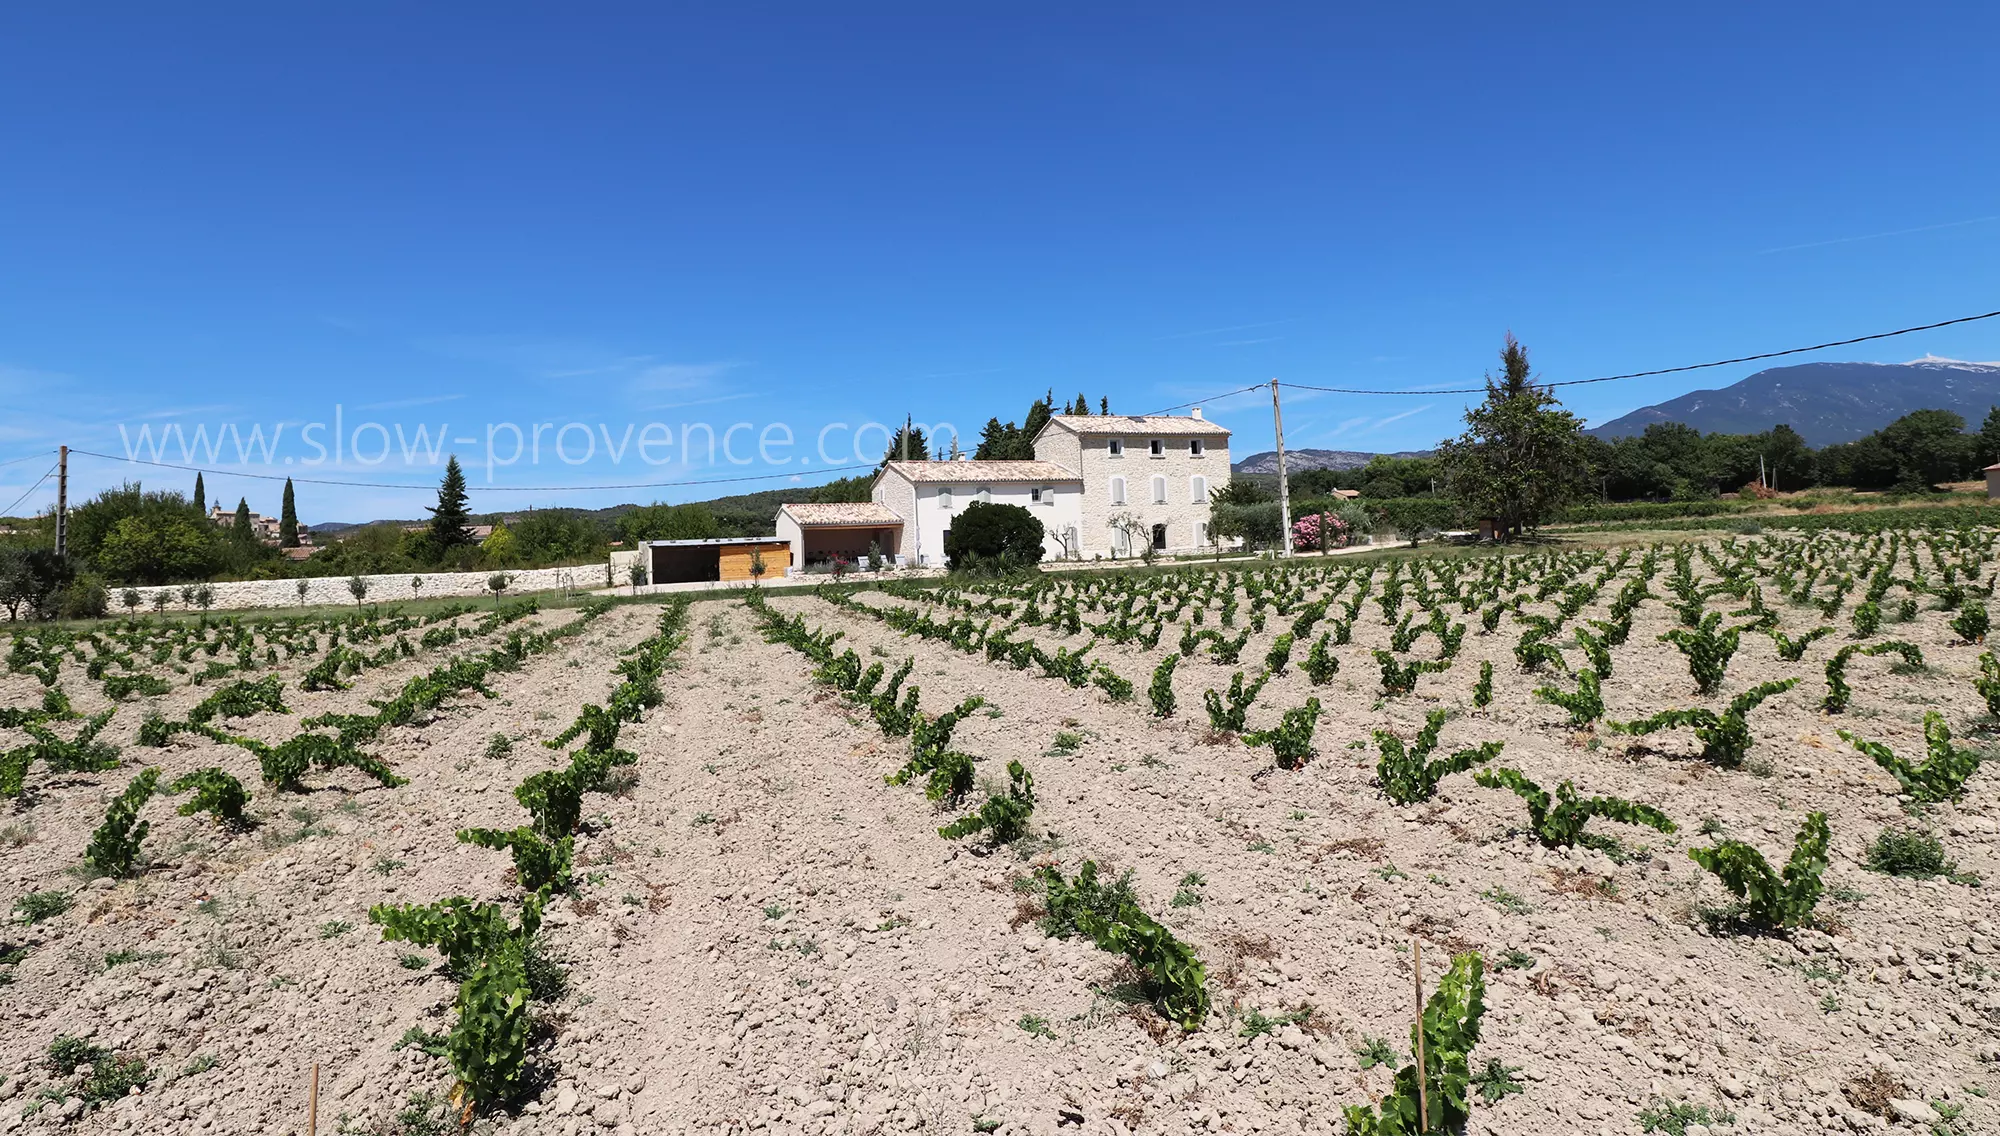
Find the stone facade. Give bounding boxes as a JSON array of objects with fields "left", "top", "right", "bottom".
[{"left": 1034, "top": 413, "right": 1230, "bottom": 557}]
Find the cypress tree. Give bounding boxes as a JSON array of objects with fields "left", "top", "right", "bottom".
[
  {"left": 279, "top": 478, "right": 299, "bottom": 548},
  {"left": 427, "top": 455, "right": 474, "bottom": 550},
  {"left": 193, "top": 472, "right": 205, "bottom": 516},
  {"left": 232, "top": 497, "right": 254, "bottom": 544}
]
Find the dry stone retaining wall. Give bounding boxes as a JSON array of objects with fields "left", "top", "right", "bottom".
[{"left": 114, "top": 563, "right": 617, "bottom": 613}]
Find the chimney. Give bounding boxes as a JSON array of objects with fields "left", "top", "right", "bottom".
[{"left": 1190, "top": 407, "right": 1203, "bottom": 420}]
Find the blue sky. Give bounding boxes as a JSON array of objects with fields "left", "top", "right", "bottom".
[{"left": 4, "top": 2, "right": 1999, "bottom": 523}]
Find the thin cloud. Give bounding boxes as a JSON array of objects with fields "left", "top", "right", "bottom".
[
  {"left": 1157, "top": 317, "right": 1304, "bottom": 341},
  {"left": 1758, "top": 215, "right": 1999, "bottom": 255},
  {"left": 628, "top": 361, "right": 743, "bottom": 394},
  {"left": 1217, "top": 337, "right": 1284, "bottom": 347},
  {"left": 357, "top": 393, "right": 467, "bottom": 411},
  {"left": 640, "top": 390, "right": 764, "bottom": 412},
  {"left": 1365, "top": 403, "right": 1435, "bottom": 431},
  {"left": 1321, "top": 415, "right": 1374, "bottom": 441}
]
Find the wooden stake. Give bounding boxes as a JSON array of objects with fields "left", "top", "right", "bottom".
[
  {"left": 307, "top": 1062, "right": 319, "bottom": 1136},
  {"left": 1413, "top": 940, "right": 1429, "bottom": 1133}
]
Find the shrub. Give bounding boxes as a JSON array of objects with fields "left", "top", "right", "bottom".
[
  {"left": 1659, "top": 612, "right": 1741, "bottom": 694},
  {"left": 1303, "top": 633, "right": 1339, "bottom": 684},
  {"left": 943, "top": 502, "right": 1047, "bottom": 572},
  {"left": 169, "top": 768, "right": 249, "bottom": 825},
  {"left": 1148, "top": 655, "right": 1178, "bottom": 717},
  {"left": 448, "top": 946, "right": 532, "bottom": 1114},
  {"left": 939, "top": 761, "right": 1036, "bottom": 843},
  {"left": 457, "top": 826, "right": 575, "bottom": 893},
  {"left": 1473, "top": 767, "right": 1676, "bottom": 848},
  {"left": 1242, "top": 698, "right": 1322, "bottom": 770},
  {"left": 1864, "top": 826, "right": 1961, "bottom": 880},
  {"left": 186, "top": 676, "right": 288, "bottom": 725},
  {"left": 1341, "top": 952, "right": 1487, "bottom": 1136},
  {"left": 13, "top": 890, "right": 72, "bottom": 923},
  {"left": 1952, "top": 598, "right": 1989, "bottom": 644},
  {"left": 1375, "top": 710, "right": 1502, "bottom": 804},
  {"left": 1689, "top": 811, "right": 1829, "bottom": 930},
  {"left": 1609, "top": 678, "right": 1798, "bottom": 769},
  {"left": 1977, "top": 651, "right": 2000, "bottom": 718},
  {"left": 369, "top": 896, "right": 531, "bottom": 976},
  {"left": 1374, "top": 650, "right": 1452, "bottom": 697},
  {"left": 1839, "top": 711, "right": 1982, "bottom": 803},
  {"left": 1821, "top": 640, "right": 1924, "bottom": 713},
  {"left": 1534, "top": 668, "right": 1603, "bottom": 728},
  {"left": 1472, "top": 660, "right": 1493, "bottom": 709},
  {"left": 1203, "top": 670, "right": 1270, "bottom": 732},
  {"left": 84, "top": 769, "right": 160, "bottom": 879},
  {"left": 1769, "top": 625, "right": 1835, "bottom": 662},
  {"left": 1034, "top": 860, "right": 1208, "bottom": 1031},
  {"left": 1264, "top": 632, "right": 1296, "bottom": 675},
  {"left": 514, "top": 769, "right": 584, "bottom": 838}
]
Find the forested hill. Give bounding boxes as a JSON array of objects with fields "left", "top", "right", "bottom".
[{"left": 1588, "top": 359, "right": 2000, "bottom": 446}]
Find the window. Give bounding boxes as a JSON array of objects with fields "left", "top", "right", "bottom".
[
  {"left": 1107, "top": 438, "right": 1124, "bottom": 457},
  {"left": 1190, "top": 438, "right": 1205, "bottom": 457},
  {"left": 1151, "top": 523, "right": 1168, "bottom": 550},
  {"left": 1112, "top": 525, "right": 1130, "bottom": 556},
  {"left": 1109, "top": 476, "right": 1126, "bottom": 505},
  {"left": 938, "top": 487, "right": 953, "bottom": 510},
  {"left": 1031, "top": 486, "right": 1054, "bottom": 505},
  {"left": 974, "top": 486, "right": 991, "bottom": 504},
  {"left": 1196, "top": 521, "right": 1208, "bottom": 547},
  {"left": 1148, "top": 439, "right": 1165, "bottom": 457},
  {"left": 1151, "top": 476, "right": 1167, "bottom": 505},
  {"left": 1190, "top": 475, "right": 1208, "bottom": 503}
]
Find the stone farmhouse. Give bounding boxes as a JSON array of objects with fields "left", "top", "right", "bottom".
[
  {"left": 775, "top": 410, "right": 1230, "bottom": 569},
  {"left": 207, "top": 505, "right": 312, "bottom": 547}
]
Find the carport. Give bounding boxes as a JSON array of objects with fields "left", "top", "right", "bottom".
[
  {"left": 775, "top": 502, "right": 906, "bottom": 569},
  {"left": 643, "top": 538, "right": 792, "bottom": 584}
]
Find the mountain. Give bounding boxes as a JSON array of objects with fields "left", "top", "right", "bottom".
[
  {"left": 1230, "top": 448, "right": 1432, "bottom": 475},
  {"left": 1587, "top": 358, "right": 2000, "bottom": 446}
]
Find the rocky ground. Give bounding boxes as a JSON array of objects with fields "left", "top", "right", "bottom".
[{"left": 2, "top": 550, "right": 1998, "bottom": 1136}]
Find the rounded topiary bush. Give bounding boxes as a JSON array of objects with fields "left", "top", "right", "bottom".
[{"left": 943, "top": 502, "right": 1046, "bottom": 573}]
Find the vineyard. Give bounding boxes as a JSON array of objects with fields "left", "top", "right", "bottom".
[{"left": 2, "top": 530, "right": 1998, "bottom": 1134}]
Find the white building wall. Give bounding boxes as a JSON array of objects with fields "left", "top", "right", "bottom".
[
  {"left": 1041, "top": 428, "right": 1230, "bottom": 556},
  {"left": 908, "top": 481, "right": 1082, "bottom": 566},
  {"left": 775, "top": 511, "right": 804, "bottom": 572}
]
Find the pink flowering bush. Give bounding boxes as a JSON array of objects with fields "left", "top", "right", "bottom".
[{"left": 1291, "top": 512, "right": 1349, "bottom": 551}]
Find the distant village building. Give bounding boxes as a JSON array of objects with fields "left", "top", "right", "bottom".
[
  {"left": 208, "top": 505, "right": 312, "bottom": 547},
  {"left": 774, "top": 409, "right": 1232, "bottom": 569}
]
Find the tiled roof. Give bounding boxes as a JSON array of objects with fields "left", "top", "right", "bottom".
[
  {"left": 878, "top": 460, "right": 1082, "bottom": 483},
  {"left": 780, "top": 502, "right": 904, "bottom": 526},
  {"left": 1044, "top": 414, "right": 1231, "bottom": 437}
]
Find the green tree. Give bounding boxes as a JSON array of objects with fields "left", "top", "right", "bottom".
[
  {"left": 509, "top": 509, "right": 605, "bottom": 564},
  {"left": 426, "top": 455, "right": 474, "bottom": 553},
  {"left": 479, "top": 523, "right": 518, "bottom": 565},
  {"left": 1877, "top": 408, "right": 1977, "bottom": 489},
  {"left": 192, "top": 472, "right": 204, "bottom": 516},
  {"left": 942, "top": 502, "right": 1046, "bottom": 571},
  {"left": 96, "top": 513, "right": 224, "bottom": 585},
  {"left": 1978, "top": 406, "right": 2000, "bottom": 469},
  {"left": 279, "top": 478, "right": 299, "bottom": 547},
  {"left": 231, "top": 498, "right": 254, "bottom": 545},
  {"left": 882, "top": 419, "right": 930, "bottom": 465},
  {"left": 1436, "top": 335, "right": 1590, "bottom": 539},
  {"left": 618, "top": 502, "right": 720, "bottom": 544}
]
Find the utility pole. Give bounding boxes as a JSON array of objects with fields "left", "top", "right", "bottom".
[
  {"left": 55, "top": 445, "right": 68, "bottom": 558},
  {"left": 1759, "top": 453, "right": 1767, "bottom": 491},
  {"left": 1270, "top": 379, "right": 1292, "bottom": 558}
]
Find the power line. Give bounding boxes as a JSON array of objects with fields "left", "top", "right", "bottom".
[
  {"left": 0, "top": 449, "right": 57, "bottom": 470},
  {"left": 1, "top": 463, "right": 58, "bottom": 518},
  {"left": 67, "top": 449, "right": 879, "bottom": 493},
  {"left": 1278, "top": 307, "right": 2000, "bottom": 397},
  {"left": 1136, "top": 382, "right": 1270, "bottom": 417}
]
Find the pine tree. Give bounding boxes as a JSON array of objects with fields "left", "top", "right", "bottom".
[
  {"left": 1099, "top": 396, "right": 1110, "bottom": 415},
  {"left": 232, "top": 497, "right": 254, "bottom": 544},
  {"left": 1436, "top": 335, "right": 1591, "bottom": 541},
  {"left": 427, "top": 455, "right": 474, "bottom": 550},
  {"left": 279, "top": 477, "right": 299, "bottom": 548},
  {"left": 881, "top": 418, "right": 930, "bottom": 465},
  {"left": 192, "top": 472, "right": 205, "bottom": 515}
]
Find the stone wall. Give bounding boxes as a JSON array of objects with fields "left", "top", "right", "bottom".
[{"left": 112, "top": 563, "right": 621, "bottom": 615}]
